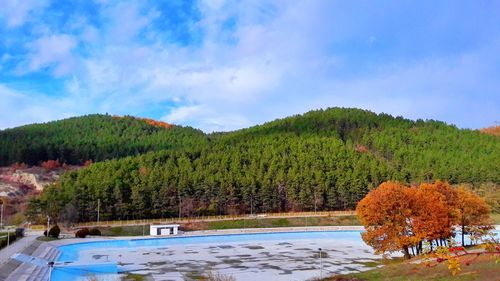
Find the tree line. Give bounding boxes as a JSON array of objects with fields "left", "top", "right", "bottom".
[
  {"left": 0, "top": 114, "right": 207, "bottom": 166},
  {"left": 25, "top": 108, "right": 499, "bottom": 223}
]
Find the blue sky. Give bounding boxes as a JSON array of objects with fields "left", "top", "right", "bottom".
[{"left": 0, "top": 0, "right": 499, "bottom": 131}]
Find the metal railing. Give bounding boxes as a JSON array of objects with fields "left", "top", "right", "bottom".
[{"left": 70, "top": 210, "right": 356, "bottom": 228}]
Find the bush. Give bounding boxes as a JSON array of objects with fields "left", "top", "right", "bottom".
[
  {"left": 43, "top": 230, "right": 48, "bottom": 237},
  {"left": 88, "top": 228, "right": 101, "bottom": 236},
  {"left": 75, "top": 228, "right": 90, "bottom": 238},
  {"left": 48, "top": 225, "right": 61, "bottom": 238},
  {"left": 15, "top": 228, "right": 25, "bottom": 237},
  {"left": 0, "top": 232, "right": 17, "bottom": 249}
]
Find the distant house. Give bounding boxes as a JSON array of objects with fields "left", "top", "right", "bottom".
[{"left": 149, "top": 224, "right": 180, "bottom": 236}]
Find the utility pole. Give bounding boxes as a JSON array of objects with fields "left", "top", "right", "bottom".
[
  {"left": 178, "top": 195, "right": 182, "bottom": 220},
  {"left": 250, "top": 196, "right": 253, "bottom": 215},
  {"left": 46, "top": 216, "right": 50, "bottom": 237},
  {"left": 97, "top": 199, "right": 100, "bottom": 225},
  {"left": 0, "top": 199, "right": 3, "bottom": 230},
  {"left": 314, "top": 187, "right": 318, "bottom": 214}
]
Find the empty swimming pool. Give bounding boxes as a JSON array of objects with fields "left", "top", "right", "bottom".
[{"left": 51, "top": 230, "right": 383, "bottom": 281}]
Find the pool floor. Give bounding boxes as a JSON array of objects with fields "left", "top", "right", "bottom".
[{"left": 53, "top": 231, "right": 384, "bottom": 281}]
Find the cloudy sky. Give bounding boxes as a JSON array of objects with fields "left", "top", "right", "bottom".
[{"left": 0, "top": 0, "right": 499, "bottom": 131}]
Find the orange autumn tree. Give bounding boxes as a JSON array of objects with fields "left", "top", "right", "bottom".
[
  {"left": 412, "top": 183, "right": 454, "bottom": 248},
  {"left": 356, "top": 182, "right": 416, "bottom": 259},
  {"left": 455, "top": 186, "right": 491, "bottom": 246},
  {"left": 357, "top": 181, "right": 493, "bottom": 260}
]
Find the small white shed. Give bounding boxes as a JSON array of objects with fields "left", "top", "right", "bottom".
[{"left": 149, "top": 224, "right": 180, "bottom": 236}]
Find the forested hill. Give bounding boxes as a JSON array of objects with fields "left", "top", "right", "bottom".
[
  {"left": 0, "top": 114, "right": 207, "bottom": 166},
  {"left": 33, "top": 108, "right": 500, "bottom": 223}
]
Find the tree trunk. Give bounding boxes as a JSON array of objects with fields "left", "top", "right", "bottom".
[
  {"left": 402, "top": 246, "right": 411, "bottom": 259},
  {"left": 462, "top": 224, "right": 465, "bottom": 246}
]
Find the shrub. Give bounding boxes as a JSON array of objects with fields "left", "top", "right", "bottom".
[
  {"left": 206, "top": 271, "right": 236, "bottom": 281},
  {"left": 88, "top": 228, "right": 101, "bottom": 236},
  {"left": 43, "top": 230, "right": 48, "bottom": 237},
  {"left": 15, "top": 228, "right": 25, "bottom": 237},
  {"left": 75, "top": 228, "right": 90, "bottom": 238},
  {"left": 48, "top": 225, "right": 61, "bottom": 238},
  {"left": 0, "top": 232, "right": 17, "bottom": 249},
  {"left": 41, "top": 160, "right": 61, "bottom": 170}
]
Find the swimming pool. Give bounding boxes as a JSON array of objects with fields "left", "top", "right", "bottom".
[
  {"left": 52, "top": 230, "right": 498, "bottom": 281},
  {"left": 52, "top": 231, "right": 380, "bottom": 281}
]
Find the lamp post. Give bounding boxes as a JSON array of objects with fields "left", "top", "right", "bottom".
[
  {"left": 318, "top": 247, "right": 323, "bottom": 279},
  {"left": 0, "top": 199, "right": 3, "bottom": 230},
  {"left": 48, "top": 261, "right": 54, "bottom": 281},
  {"left": 97, "top": 199, "right": 100, "bottom": 225}
]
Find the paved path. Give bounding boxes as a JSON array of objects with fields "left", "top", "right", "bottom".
[
  {"left": 0, "top": 231, "right": 44, "bottom": 281},
  {"left": 0, "top": 231, "right": 40, "bottom": 266}
]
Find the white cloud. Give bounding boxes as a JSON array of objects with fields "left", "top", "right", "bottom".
[
  {"left": 0, "top": 84, "right": 77, "bottom": 129},
  {"left": 103, "top": 2, "right": 159, "bottom": 44},
  {"left": 2, "top": 0, "right": 499, "bottom": 131},
  {"left": 0, "top": 0, "right": 50, "bottom": 27},
  {"left": 24, "top": 34, "right": 78, "bottom": 76},
  {"left": 162, "top": 105, "right": 251, "bottom": 132}
]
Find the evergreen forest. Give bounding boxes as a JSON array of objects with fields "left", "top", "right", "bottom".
[{"left": 7, "top": 108, "right": 498, "bottom": 223}]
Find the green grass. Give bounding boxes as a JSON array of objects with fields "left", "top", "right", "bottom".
[
  {"left": 207, "top": 218, "right": 291, "bottom": 229},
  {"left": 36, "top": 236, "right": 59, "bottom": 242},
  {"left": 0, "top": 231, "right": 18, "bottom": 248},
  {"left": 326, "top": 255, "right": 500, "bottom": 281},
  {"left": 198, "top": 215, "right": 360, "bottom": 231},
  {"left": 100, "top": 225, "right": 150, "bottom": 236},
  {"left": 98, "top": 215, "right": 360, "bottom": 236},
  {"left": 121, "top": 273, "right": 148, "bottom": 281}
]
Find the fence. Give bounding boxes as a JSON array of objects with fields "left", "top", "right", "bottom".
[{"left": 74, "top": 210, "right": 356, "bottom": 228}]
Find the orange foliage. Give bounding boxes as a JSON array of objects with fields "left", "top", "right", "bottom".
[
  {"left": 356, "top": 182, "right": 416, "bottom": 259},
  {"left": 455, "top": 186, "right": 491, "bottom": 246},
  {"left": 357, "top": 181, "right": 492, "bottom": 259},
  {"left": 10, "top": 162, "right": 28, "bottom": 171},
  {"left": 412, "top": 184, "right": 453, "bottom": 241},
  {"left": 41, "top": 160, "right": 61, "bottom": 170},
  {"left": 355, "top": 144, "right": 369, "bottom": 153},
  {"left": 139, "top": 118, "right": 174, "bottom": 129},
  {"left": 480, "top": 125, "right": 500, "bottom": 136},
  {"left": 111, "top": 115, "right": 174, "bottom": 129},
  {"left": 83, "top": 160, "right": 93, "bottom": 167},
  {"left": 138, "top": 166, "right": 149, "bottom": 176}
]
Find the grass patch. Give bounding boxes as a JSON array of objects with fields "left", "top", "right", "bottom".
[
  {"left": 100, "top": 225, "right": 150, "bottom": 236},
  {"left": 187, "top": 215, "right": 360, "bottom": 231},
  {"left": 98, "top": 215, "right": 361, "bottom": 236},
  {"left": 0, "top": 231, "right": 19, "bottom": 248},
  {"left": 326, "top": 255, "right": 500, "bottom": 281},
  {"left": 121, "top": 273, "right": 148, "bottom": 281},
  {"left": 207, "top": 218, "right": 292, "bottom": 230},
  {"left": 36, "top": 236, "right": 59, "bottom": 242}
]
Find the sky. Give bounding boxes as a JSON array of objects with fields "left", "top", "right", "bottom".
[{"left": 0, "top": 0, "right": 499, "bottom": 132}]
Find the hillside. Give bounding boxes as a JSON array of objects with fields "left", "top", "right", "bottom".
[
  {"left": 480, "top": 125, "right": 500, "bottom": 136},
  {"left": 0, "top": 114, "right": 207, "bottom": 166},
  {"left": 29, "top": 108, "right": 500, "bottom": 223}
]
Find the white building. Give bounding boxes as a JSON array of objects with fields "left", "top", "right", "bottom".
[{"left": 149, "top": 224, "right": 180, "bottom": 236}]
